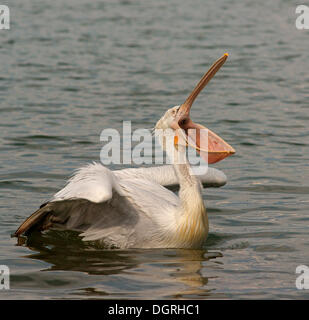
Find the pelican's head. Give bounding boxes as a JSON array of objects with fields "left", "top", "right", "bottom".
[{"left": 155, "top": 53, "right": 235, "bottom": 164}]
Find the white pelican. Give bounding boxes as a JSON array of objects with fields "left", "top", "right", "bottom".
[{"left": 14, "top": 53, "right": 235, "bottom": 249}]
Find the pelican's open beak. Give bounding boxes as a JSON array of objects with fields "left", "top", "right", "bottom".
[{"left": 171, "top": 53, "right": 235, "bottom": 164}]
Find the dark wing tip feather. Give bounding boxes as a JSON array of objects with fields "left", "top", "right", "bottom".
[{"left": 13, "top": 203, "right": 52, "bottom": 237}]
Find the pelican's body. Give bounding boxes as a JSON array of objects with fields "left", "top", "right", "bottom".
[{"left": 14, "top": 54, "right": 235, "bottom": 249}]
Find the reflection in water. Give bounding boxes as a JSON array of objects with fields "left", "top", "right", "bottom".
[{"left": 17, "top": 230, "right": 224, "bottom": 298}]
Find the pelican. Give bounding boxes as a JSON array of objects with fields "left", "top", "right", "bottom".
[{"left": 14, "top": 53, "right": 235, "bottom": 249}]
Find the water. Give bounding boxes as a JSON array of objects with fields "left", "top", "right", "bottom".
[{"left": 1, "top": 0, "right": 309, "bottom": 299}]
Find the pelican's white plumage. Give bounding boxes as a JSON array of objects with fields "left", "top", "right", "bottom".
[
  {"left": 29, "top": 163, "right": 225, "bottom": 248},
  {"left": 14, "top": 54, "right": 234, "bottom": 249},
  {"left": 52, "top": 163, "right": 227, "bottom": 203}
]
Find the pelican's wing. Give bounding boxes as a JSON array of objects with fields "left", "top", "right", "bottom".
[
  {"left": 118, "top": 177, "right": 179, "bottom": 219},
  {"left": 80, "top": 177, "right": 180, "bottom": 243},
  {"left": 14, "top": 163, "right": 125, "bottom": 237},
  {"left": 51, "top": 162, "right": 123, "bottom": 203},
  {"left": 13, "top": 163, "right": 179, "bottom": 248},
  {"left": 13, "top": 195, "right": 144, "bottom": 248},
  {"left": 114, "top": 165, "right": 227, "bottom": 190}
]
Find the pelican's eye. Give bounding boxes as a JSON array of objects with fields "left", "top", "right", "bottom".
[{"left": 172, "top": 107, "right": 180, "bottom": 117}]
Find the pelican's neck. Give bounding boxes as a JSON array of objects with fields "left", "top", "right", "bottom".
[
  {"left": 173, "top": 152, "right": 205, "bottom": 214},
  {"left": 166, "top": 143, "right": 208, "bottom": 247}
]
